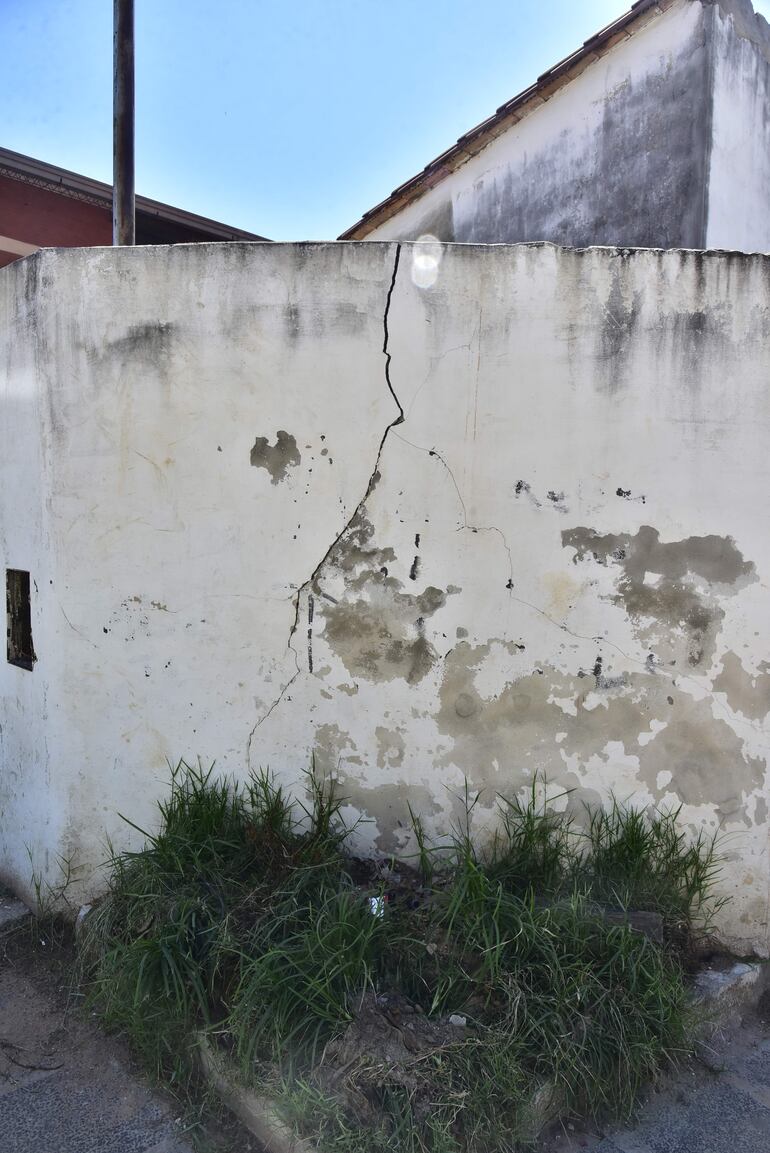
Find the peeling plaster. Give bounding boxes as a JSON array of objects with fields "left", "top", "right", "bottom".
[
  {"left": 562, "top": 526, "right": 755, "bottom": 668},
  {"left": 435, "top": 642, "right": 762, "bottom": 817},
  {"left": 714, "top": 651, "right": 770, "bottom": 721}
]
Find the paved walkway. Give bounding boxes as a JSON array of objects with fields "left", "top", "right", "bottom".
[
  {"left": 0, "top": 900, "right": 196, "bottom": 1153},
  {"left": 546, "top": 1009, "right": 770, "bottom": 1153}
]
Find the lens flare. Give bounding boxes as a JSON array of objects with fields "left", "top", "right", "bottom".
[{"left": 411, "top": 234, "right": 443, "bottom": 288}]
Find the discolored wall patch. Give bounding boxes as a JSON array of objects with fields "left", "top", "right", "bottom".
[
  {"left": 313, "top": 510, "right": 453, "bottom": 684},
  {"left": 332, "top": 776, "right": 442, "bottom": 853},
  {"left": 562, "top": 526, "right": 755, "bottom": 668},
  {"left": 250, "top": 430, "right": 301, "bottom": 483},
  {"left": 435, "top": 641, "right": 763, "bottom": 819},
  {"left": 376, "top": 726, "right": 406, "bottom": 769},
  {"left": 713, "top": 652, "right": 770, "bottom": 722}
]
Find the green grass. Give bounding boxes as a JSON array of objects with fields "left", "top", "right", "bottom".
[{"left": 78, "top": 764, "right": 724, "bottom": 1152}]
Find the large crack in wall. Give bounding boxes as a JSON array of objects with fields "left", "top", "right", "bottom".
[{"left": 247, "top": 245, "right": 405, "bottom": 759}]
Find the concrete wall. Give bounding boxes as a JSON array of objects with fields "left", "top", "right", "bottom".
[
  {"left": 2, "top": 241, "right": 770, "bottom": 953},
  {"left": 364, "top": 1, "right": 712, "bottom": 249}
]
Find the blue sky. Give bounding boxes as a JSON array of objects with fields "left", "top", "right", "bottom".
[{"left": 4, "top": 0, "right": 769, "bottom": 240}]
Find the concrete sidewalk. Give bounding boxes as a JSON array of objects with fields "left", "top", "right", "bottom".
[
  {"left": 0, "top": 900, "right": 196, "bottom": 1153},
  {"left": 546, "top": 1005, "right": 770, "bottom": 1153}
]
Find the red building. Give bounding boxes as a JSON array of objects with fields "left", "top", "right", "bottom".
[{"left": 0, "top": 146, "right": 267, "bottom": 268}]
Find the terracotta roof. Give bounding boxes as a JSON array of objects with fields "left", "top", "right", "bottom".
[
  {"left": 0, "top": 146, "right": 269, "bottom": 242},
  {"left": 339, "top": 0, "right": 677, "bottom": 240}
]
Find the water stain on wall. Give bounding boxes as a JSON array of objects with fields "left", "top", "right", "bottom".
[{"left": 250, "top": 430, "right": 301, "bottom": 483}]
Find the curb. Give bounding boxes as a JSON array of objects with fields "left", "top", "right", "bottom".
[
  {"left": 693, "top": 960, "right": 770, "bottom": 1028},
  {"left": 196, "top": 1035, "right": 318, "bottom": 1153},
  {"left": 692, "top": 959, "right": 770, "bottom": 1070},
  {"left": 197, "top": 962, "right": 770, "bottom": 1150}
]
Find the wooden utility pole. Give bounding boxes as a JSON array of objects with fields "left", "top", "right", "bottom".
[{"left": 113, "top": 0, "right": 135, "bottom": 245}]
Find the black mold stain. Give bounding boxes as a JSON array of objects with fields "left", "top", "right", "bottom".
[
  {"left": 616, "top": 487, "right": 646, "bottom": 504},
  {"left": 105, "top": 322, "right": 176, "bottom": 363},
  {"left": 514, "top": 480, "right": 542, "bottom": 508}
]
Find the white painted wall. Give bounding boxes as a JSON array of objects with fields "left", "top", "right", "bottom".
[
  {"left": 0, "top": 259, "right": 63, "bottom": 891},
  {"left": 2, "top": 241, "right": 770, "bottom": 954}
]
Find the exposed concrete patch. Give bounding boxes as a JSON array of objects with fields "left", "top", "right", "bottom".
[
  {"left": 334, "top": 777, "right": 441, "bottom": 853},
  {"left": 562, "top": 526, "right": 755, "bottom": 668},
  {"left": 435, "top": 643, "right": 762, "bottom": 814},
  {"left": 312, "top": 508, "right": 454, "bottom": 686},
  {"left": 250, "top": 430, "right": 301, "bottom": 484},
  {"left": 637, "top": 692, "right": 765, "bottom": 816},
  {"left": 313, "top": 720, "right": 358, "bottom": 762},
  {"left": 321, "top": 581, "right": 447, "bottom": 684},
  {"left": 318, "top": 510, "right": 396, "bottom": 580},
  {"left": 714, "top": 652, "right": 770, "bottom": 721},
  {"left": 376, "top": 726, "right": 406, "bottom": 769}
]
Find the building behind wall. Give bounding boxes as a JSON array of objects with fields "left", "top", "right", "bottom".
[
  {"left": 342, "top": 0, "right": 770, "bottom": 253},
  {"left": 0, "top": 146, "right": 268, "bottom": 268}
]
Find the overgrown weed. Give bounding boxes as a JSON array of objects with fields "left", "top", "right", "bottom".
[{"left": 79, "top": 763, "right": 724, "bottom": 1152}]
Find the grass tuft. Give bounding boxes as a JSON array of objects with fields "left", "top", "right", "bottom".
[{"left": 79, "top": 764, "right": 725, "bottom": 1151}]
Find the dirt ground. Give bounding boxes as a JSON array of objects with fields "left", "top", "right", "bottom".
[
  {"left": 0, "top": 909, "right": 255, "bottom": 1153},
  {"left": 539, "top": 993, "right": 770, "bottom": 1153}
]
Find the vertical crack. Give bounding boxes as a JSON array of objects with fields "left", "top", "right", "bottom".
[
  {"left": 286, "top": 242, "right": 403, "bottom": 647},
  {"left": 247, "top": 244, "right": 403, "bottom": 757}
]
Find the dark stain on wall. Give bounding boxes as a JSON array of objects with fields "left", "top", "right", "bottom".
[
  {"left": 455, "top": 16, "right": 712, "bottom": 250},
  {"left": 250, "top": 430, "right": 301, "bottom": 483},
  {"left": 315, "top": 511, "right": 452, "bottom": 684},
  {"left": 104, "top": 322, "right": 176, "bottom": 363},
  {"left": 399, "top": 198, "right": 456, "bottom": 243},
  {"left": 562, "top": 525, "right": 755, "bottom": 667}
]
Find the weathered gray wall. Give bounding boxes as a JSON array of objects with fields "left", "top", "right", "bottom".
[{"left": 2, "top": 241, "right": 770, "bottom": 954}]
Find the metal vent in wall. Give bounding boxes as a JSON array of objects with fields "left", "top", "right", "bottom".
[{"left": 6, "top": 569, "right": 35, "bottom": 671}]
